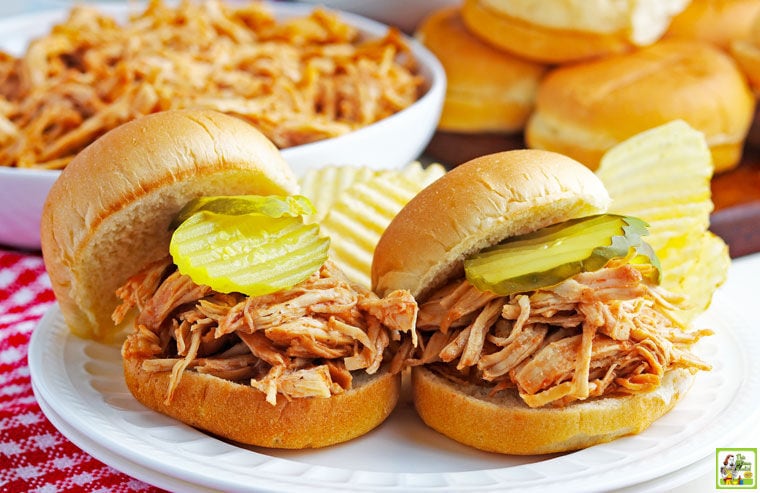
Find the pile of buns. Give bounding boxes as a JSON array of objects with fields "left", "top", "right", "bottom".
[{"left": 417, "top": 0, "right": 760, "bottom": 173}]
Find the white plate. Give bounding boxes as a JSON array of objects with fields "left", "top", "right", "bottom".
[
  {"left": 0, "top": 2, "right": 446, "bottom": 250},
  {"left": 30, "top": 382, "right": 718, "bottom": 493},
  {"left": 32, "top": 384, "right": 212, "bottom": 493},
  {"left": 28, "top": 289, "right": 760, "bottom": 492}
]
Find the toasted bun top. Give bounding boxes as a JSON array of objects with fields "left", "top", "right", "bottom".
[
  {"left": 41, "top": 109, "right": 298, "bottom": 340},
  {"left": 371, "top": 149, "right": 610, "bottom": 299}
]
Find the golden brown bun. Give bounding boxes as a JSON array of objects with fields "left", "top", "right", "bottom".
[
  {"left": 371, "top": 149, "right": 610, "bottom": 300},
  {"left": 526, "top": 40, "right": 755, "bottom": 172},
  {"left": 412, "top": 366, "right": 695, "bottom": 455},
  {"left": 730, "top": 8, "right": 760, "bottom": 93},
  {"left": 460, "top": 0, "right": 635, "bottom": 64},
  {"left": 666, "top": 0, "right": 760, "bottom": 51},
  {"left": 416, "top": 7, "right": 546, "bottom": 133},
  {"left": 731, "top": 44, "right": 760, "bottom": 95},
  {"left": 122, "top": 336, "right": 400, "bottom": 448},
  {"left": 40, "top": 109, "right": 299, "bottom": 341}
]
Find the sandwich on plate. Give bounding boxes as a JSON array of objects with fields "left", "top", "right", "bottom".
[
  {"left": 41, "top": 109, "right": 418, "bottom": 449},
  {"left": 372, "top": 148, "right": 714, "bottom": 455}
]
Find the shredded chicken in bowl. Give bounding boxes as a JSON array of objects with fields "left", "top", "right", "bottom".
[{"left": 0, "top": 0, "right": 423, "bottom": 169}]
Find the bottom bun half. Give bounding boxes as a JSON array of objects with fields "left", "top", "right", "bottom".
[
  {"left": 122, "top": 337, "right": 400, "bottom": 449},
  {"left": 411, "top": 366, "right": 695, "bottom": 455}
]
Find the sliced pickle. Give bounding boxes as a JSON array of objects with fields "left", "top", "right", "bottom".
[
  {"left": 171, "top": 195, "right": 315, "bottom": 229},
  {"left": 170, "top": 210, "right": 329, "bottom": 296},
  {"left": 464, "top": 214, "right": 659, "bottom": 295}
]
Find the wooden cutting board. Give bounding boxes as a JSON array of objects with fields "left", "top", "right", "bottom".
[
  {"left": 711, "top": 146, "right": 760, "bottom": 258},
  {"left": 425, "top": 132, "right": 760, "bottom": 258}
]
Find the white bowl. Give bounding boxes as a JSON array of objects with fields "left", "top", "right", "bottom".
[{"left": 0, "top": 2, "right": 445, "bottom": 251}]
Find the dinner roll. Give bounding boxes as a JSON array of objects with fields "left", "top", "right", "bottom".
[
  {"left": 416, "top": 6, "right": 547, "bottom": 133},
  {"left": 666, "top": 0, "right": 760, "bottom": 50},
  {"left": 460, "top": 0, "right": 690, "bottom": 64},
  {"left": 730, "top": 7, "right": 760, "bottom": 92},
  {"left": 526, "top": 40, "right": 755, "bottom": 172}
]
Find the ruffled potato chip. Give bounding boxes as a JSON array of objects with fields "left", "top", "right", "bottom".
[
  {"left": 299, "top": 165, "right": 378, "bottom": 221},
  {"left": 677, "top": 232, "right": 731, "bottom": 321},
  {"left": 390, "top": 161, "right": 447, "bottom": 188},
  {"left": 596, "top": 120, "right": 729, "bottom": 320},
  {"left": 308, "top": 162, "right": 446, "bottom": 287},
  {"left": 298, "top": 162, "right": 446, "bottom": 222}
]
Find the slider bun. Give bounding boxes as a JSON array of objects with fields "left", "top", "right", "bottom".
[
  {"left": 526, "top": 40, "right": 755, "bottom": 172},
  {"left": 412, "top": 366, "right": 695, "bottom": 455},
  {"left": 730, "top": 8, "right": 760, "bottom": 93},
  {"left": 40, "top": 109, "right": 299, "bottom": 341},
  {"left": 730, "top": 10, "right": 760, "bottom": 145},
  {"left": 666, "top": 0, "right": 760, "bottom": 50},
  {"left": 416, "top": 6, "right": 546, "bottom": 133},
  {"left": 122, "top": 335, "right": 400, "bottom": 448},
  {"left": 460, "top": 0, "right": 633, "bottom": 64},
  {"left": 371, "top": 149, "right": 610, "bottom": 300}
]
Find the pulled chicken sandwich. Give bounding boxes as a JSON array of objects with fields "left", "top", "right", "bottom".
[
  {"left": 41, "top": 109, "right": 417, "bottom": 449},
  {"left": 372, "top": 149, "right": 712, "bottom": 455}
]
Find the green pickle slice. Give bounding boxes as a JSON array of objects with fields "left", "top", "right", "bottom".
[
  {"left": 170, "top": 195, "right": 329, "bottom": 297},
  {"left": 464, "top": 214, "right": 660, "bottom": 295},
  {"left": 171, "top": 194, "right": 316, "bottom": 229}
]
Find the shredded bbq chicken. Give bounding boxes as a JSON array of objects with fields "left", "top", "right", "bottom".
[
  {"left": 407, "top": 261, "right": 712, "bottom": 408},
  {"left": 114, "top": 257, "right": 418, "bottom": 405}
]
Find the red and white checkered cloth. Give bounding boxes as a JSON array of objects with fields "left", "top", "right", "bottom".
[{"left": 0, "top": 248, "right": 164, "bottom": 493}]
